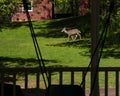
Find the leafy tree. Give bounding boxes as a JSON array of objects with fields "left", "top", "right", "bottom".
[
  {"left": 0, "top": 0, "right": 21, "bottom": 25},
  {"left": 99, "top": 0, "right": 120, "bottom": 45},
  {"left": 53, "top": 0, "right": 89, "bottom": 16},
  {"left": 54, "top": 0, "right": 70, "bottom": 14}
]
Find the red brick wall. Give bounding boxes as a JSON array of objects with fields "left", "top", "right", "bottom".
[{"left": 12, "top": 0, "right": 52, "bottom": 22}]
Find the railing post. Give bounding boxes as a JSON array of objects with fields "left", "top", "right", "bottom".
[
  {"left": 105, "top": 71, "right": 108, "bottom": 96},
  {"left": 13, "top": 73, "right": 16, "bottom": 96},
  {"left": 82, "top": 71, "right": 85, "bottom": 90},
  {"left": 48, "top": 71, "right": 52, "bottom": 85},
  {"left": 59, "top": 71, "right": 62, "bottom": 85},
  {"left": 71, "top": 71, "right": 74, "bottom": 85},
  {"left": 36, "top": 72, "right": 40, "bottom": 89},
  {"left": 25, "top": 72, "right": 28, "bottom": 90},
  {"left": 115, "top": 71, "right": 119, "bottom": 96},
  {"left": 0, "top": 73, "right": 4, "bottom": 96}
]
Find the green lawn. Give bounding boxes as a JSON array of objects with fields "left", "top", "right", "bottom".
[
  {"left": 0, "top": 17, "right": 120, "bottom": 68},
  {"left": 0, "top": 17, "right": 120, "bottom": 88}
]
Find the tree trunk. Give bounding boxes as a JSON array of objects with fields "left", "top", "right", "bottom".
[{"left": 90, "top": 0, "right": 100, "bottom": 96}]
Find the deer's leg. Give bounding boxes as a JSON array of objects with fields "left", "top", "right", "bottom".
[
  {"left": 79, "top": 34, "right": 81, "bottom": 39},
  {"left": 68, "top": 35, "right": 70, "bottom": 41},
  {"left": 71, "top": 35, "right": 74, "bottom": 40},
  {"left": 74, "top": 35, "right": 78, "bottom": 40},
  {"left": 77, "top": 33, "right": 81, "bottom": 40}
]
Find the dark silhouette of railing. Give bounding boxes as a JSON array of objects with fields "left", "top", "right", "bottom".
[{"left": 0, "top": 67, "right": 120, "bottom": 96}]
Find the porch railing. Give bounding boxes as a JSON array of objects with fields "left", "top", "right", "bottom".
[{"left": 0, "top": 67, "right": 120, "bottom": 96}]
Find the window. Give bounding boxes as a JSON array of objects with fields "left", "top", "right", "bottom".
[{"left": 22, "top": 0, "right": 33, "bottom": 12}]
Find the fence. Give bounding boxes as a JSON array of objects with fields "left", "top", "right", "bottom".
[{"left": 0, "top": 67, "right": 120, "bottom": 96}]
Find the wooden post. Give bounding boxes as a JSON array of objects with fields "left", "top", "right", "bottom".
[{"left": 91, "top": 0, "right": 100, "bottom": 96}]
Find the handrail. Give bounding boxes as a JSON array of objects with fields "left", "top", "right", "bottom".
[{"left": 0, "top": 67, "right": 120, "bottom": 72}]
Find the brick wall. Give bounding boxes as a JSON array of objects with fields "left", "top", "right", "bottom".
[{"left": 12, "top": 0, "right": 52, "bottom": 22}]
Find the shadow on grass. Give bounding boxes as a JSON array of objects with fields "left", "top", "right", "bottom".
[
  {"left": 46, "top": 38, "right": 120, "bottom": 59},
  {"left": 35, "top": 28, "right": 64, "bottom": 38},
  {"left": 102, "top": 48, "right": 120, "bottom": 59},
  {"left": 0, "top": 56, "right": 59, "bottom": 68},
  {"left": 46, "top": 39, "right": 90, "bottom": 48},
  {"left": 33, "top": 15, "right": 90, "bottom": 38}
]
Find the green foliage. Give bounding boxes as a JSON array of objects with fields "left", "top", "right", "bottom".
[
  {"left": 0, "top": 0, "right": 21, "bottom": 24},
  {"left": 54, "top": 0, "right": 70, "bottom": 14},
  {"left": 0, "top": 3, "right": 12, "bottom": 15},
  {"left": 56, "top": 0, "right": 69, "bottom": 3},
  {"left": 116, "top": 7, "right": 120, "bottom": 27},
  {"left": 99, "top": 0, "right": 120, "bottom": 46},
  {"left": 54, "top": 0, "right": 82, "bottom": 15}
]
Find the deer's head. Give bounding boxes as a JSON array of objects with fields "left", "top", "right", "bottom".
[{"left": 61, "top": 27, "right": 66, "bottom": 32}]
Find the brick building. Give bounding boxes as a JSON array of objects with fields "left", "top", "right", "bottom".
[{"left": 12, "top": 0, "right": 52, "bottom": 22}]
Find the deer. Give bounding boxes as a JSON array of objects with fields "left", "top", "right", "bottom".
[{"left": 61, "top": 27, "right": 81, "bottom": 41}]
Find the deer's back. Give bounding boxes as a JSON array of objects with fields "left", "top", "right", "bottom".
[{"left": 68, "top": 29, "right": 81, "bottom": 34}]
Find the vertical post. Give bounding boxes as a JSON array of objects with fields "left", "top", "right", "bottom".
[
  {"left": 0, "top": 73, "right": 4, "bottom": 96},
  {"left": 36, "top": 72, "right": 40, "bottom": 89},
  {"left": 91, "top": 0, "right": 100, "bottom": 96},
  {"left": 52, "top": 0, "right": 55, "bottom": 19}
]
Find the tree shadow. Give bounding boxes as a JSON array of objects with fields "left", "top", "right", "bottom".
[
  {"left": 102, "top": 48, "right": 120, "bottom": 59},
  {"left": 45, "top": 38, "right": 120, "bottom": 59},
  {"left": 34, "top": 15, "right": 90, "bottom": 38},
  {"left": 35, "top": 28, "right": 64, "bottom": 38},
  {"left": 0, "top": 56, "right": 59, "bottom": 68},
  {"left": 1, "top": 21, "right": 29, "bottom": 30},
  {"left": 46, "top": 39, "right": 90, "bottom": 48}
]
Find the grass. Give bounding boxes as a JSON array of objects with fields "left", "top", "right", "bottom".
[
  {"left": 0, "top": 16, "right": 120, "bottom": 88},
  {"left": 0, "top": 17, "right": 92, "bottom": 68},
  {"left": 0, "top": 19, "right": 120, "bottom": 68}
]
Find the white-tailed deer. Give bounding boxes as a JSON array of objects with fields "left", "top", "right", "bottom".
[{"left": 61, "top": 27, "right": 81, "bottom": 41}]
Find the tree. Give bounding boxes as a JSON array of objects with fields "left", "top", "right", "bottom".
[{"left": 0, "top": 0, "right": 20, "bottom": 25}]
